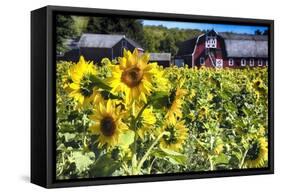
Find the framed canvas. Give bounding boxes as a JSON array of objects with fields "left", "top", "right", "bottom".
[{"left": 31, "top": 5, "right": 274, "bottom": 188}]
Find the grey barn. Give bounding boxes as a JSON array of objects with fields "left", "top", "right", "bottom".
[
  {"left": 149, "top": 53, "right": 171, "bottom": 67},
  {"left": 58, "top": 33, "right": 144, "bottom": 63}
]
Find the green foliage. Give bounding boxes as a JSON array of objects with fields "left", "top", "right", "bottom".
[
  {"left": 85, "top": 17, "right": 144, "bottom": 44},
  {"left": 152, "top": 148, "right": 188, "bottom": 166},
  {"left": 60, "top": 16, "right": 202, "bottom": 56},
  {"left": 143, "top": 25, "right": 202, "bottom": 55},
  {"left": 56, "top": 59, "right": 268, "bottom": 179},
  {"left": 90, "top": 154, "right": 122, "bottom": 177},
  {"left": 72, "top": 16, "right": 89, "bottom": 35},
  {"left": 56, "top": 15, "right": 77, "bottom": 53}
]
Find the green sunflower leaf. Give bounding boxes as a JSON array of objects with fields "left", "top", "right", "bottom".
[
  {"left": 213, "top": 153, "right": 230, "bottom": 165},
  {"left": 68, "top": 151, "right": 94, "bottom": 173},
  {"left": 100, "top": 90, "right": 122, "bottom": 100},
  {"left": 148, "top": 91, "right": 169, "bottom": 109},
  {"left": 119, "top": 130, "right": 135, "bottom": 147},
  {"left": 151, "top": 148, "right": 188, "bottom": 166},
  {"left": 91, "top": 75, "right": 112, "bottom": 90},
  {"left": 90, "top": 153, "right": 121, "bottom": 177}
]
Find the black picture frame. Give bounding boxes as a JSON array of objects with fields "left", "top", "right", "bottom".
[{"left": 31, "top": 5, "right": 274, "bottom": 188}]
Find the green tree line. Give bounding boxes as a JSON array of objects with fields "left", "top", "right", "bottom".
[{"left": 56, "top": 15, "right": 202, "bottom": 55}]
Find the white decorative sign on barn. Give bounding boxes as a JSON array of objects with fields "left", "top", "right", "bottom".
[
  {"left": 205, "top": 37, "right": 217, "bottom": 48},
  {"left": 216, "top": 59, "right": 223, "bottom": 68}
]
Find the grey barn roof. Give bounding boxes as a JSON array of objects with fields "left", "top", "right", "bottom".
[
  {"left": 78, "top": 33, "right": 143, "bottom": 49},
  {"left": 149, "top": 53, "right": 171, "bottom": 61},
  {"left": 219, "top": 33, "right": 268, "bottom": 58},
  {"left": 64, "top": 38, "right": 79, "bottom": 50}
]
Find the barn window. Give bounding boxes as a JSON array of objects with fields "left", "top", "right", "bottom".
[
  {"left": 229, "top": 59, "right": 234, "bottom": 66},
  {"left": 122, "top": 40, "right": 127, "bottom": 47},
  {"left": 241, "top": 59, "right": 246, "bottom": 67},
  {"left": 205, "top": 36, "right": 217, "bottom": 48},
  {"left": 250, "top": 59, "right": 255, "bottom": 66},
  {"left": 258, "top": 59, "right": 263, "bottom": 66},
  {"left": 200, "top": 57, "right": 205, "bottom": 65}
]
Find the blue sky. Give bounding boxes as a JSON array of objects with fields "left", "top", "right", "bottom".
[{"left": 143, "top": 20, "right": 268, "bottom": 34}]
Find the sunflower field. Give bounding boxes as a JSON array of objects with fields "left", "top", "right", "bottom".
[{"left": 56, "top": 49, "right": 268, "bottom": 180}]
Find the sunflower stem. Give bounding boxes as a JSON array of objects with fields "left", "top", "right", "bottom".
[
  {"left": 133, "top": 102, "right": 150, "bottom": 130},
  {"left": 208, "top": 155, "right": 214, "bottom": 171},
  {"left": 239, "top": 148, "right": 248, "bottom": 169},
  {"left": 136, "top": 131, "right": 167, "bottom": 173},
  {"left": 147, "top": 157, "right": 157, "bottom": 174},
  {"left": 131, "top": 135, "right": 138, "bottom": 175},
  {"left": 130, "top": 102, "right": 149, "bottom": 175}
]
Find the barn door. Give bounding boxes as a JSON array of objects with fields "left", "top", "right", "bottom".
[{"left": 121, "top": 40, "right": 127, "bottom": 55}]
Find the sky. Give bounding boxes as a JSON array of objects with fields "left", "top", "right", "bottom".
[{"left": 143, "top": 20, "right": 268, "bottom": 34}]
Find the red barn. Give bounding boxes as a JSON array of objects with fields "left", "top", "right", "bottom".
[{"left": 175, "top": 30, "right": 268, "bottom": 68}]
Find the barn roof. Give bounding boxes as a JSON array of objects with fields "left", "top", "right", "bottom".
[
  {"left": 64, "top": 38, "right": 79, "bottom": 50},
  {"left": 219, "top": 33, "right": 268, "bottom": 58},
  {"left": 176, "top": 37, "right": 199, "bottom": 56},
  {"left": 78, "top": 33, "right": 143, "bottom": 49},
  {"left": 149, "top": 53, "right": 171, "bottom": 61}
]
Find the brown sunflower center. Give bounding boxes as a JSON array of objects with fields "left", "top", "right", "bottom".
[
  {"left": 165, "top": 89, "right": 177, "bottom": 108},
  {"left": 121, "top": 67, "right": 143, "bottom": 88},
  {"left": 163, "top": 126, "right": 178, "bottom": 145},
  {"left": 100, "top": 116, "right": 116, "bottom": 137},
  {"left": 246, "top": 141, "right": 260, "bottom": 160}
]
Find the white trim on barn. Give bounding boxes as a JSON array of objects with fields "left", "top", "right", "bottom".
[
  {"left": 229, "top": 58, "right": 234, "bottom": 66},
  {"left": 258, "top": 59, "right": 263, "bottom": 66},
  {"left": 191, "top": 34, "right": 205, "bottom": 67},
  {"left": 241, "top": 59, "right": 246, "bottom": 66},
  {"left": 250, "top": 59, "right": 255, "bottom": 66}
]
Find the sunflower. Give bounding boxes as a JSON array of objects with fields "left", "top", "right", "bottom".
[
  {"left": 68, "top": 56, "right": 101, "bottom": 107},
  {"left": 151, "top": 65, "right": 169, "bottom": 91},
  {"left": 164, "top": 88, "right": 187, "bottom": 123},
  {"left": 133, "top": 106, "right": 156, "bottom": 140},
  {"left": 187, "top": 89, "right": 196, "bottom": 101},
  {"left": 244, "top": 137, "right": 268, "bottom": 168},
  {"left": 198, "top": 106, "right": 209, "bottom": 120},
  {"left": 56, "top": 61, "right": 74, "bottom": 93},
  {"left": 107, "top": 49, "right": 155, "bottom": 104},
  {"left": 252, "top": 78, "right": 264, "bottom": 90},
  {"left": 159, "top": 120, "right": 188, "bottom": 152},
  {"left": 89, "top": 99, "right": 128, "bottom": 148},
  {"left": 252, "top": 78, "right": 267, "bottom": 96}
]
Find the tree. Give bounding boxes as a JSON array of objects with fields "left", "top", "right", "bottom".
[
  {"left": 86, "top": 17, "right": 102, "bottom": 33},
  {"left": 142, "top": 25, "right": 202, "bottom": 55},
  {"left": 56, "top": 15, "right": 77, "bottom": 53},
  {"left": 159, "top": 32, "right": 178, "bottom": 55},
  {"left": 254, "top": 29, "right": 262, "bottom": 35},
  {"left": 84, "top": 17, "right": 203, "bottom": 55},
  {"left": 85, "top": 17, "right": 144, "bottom": 44}
]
